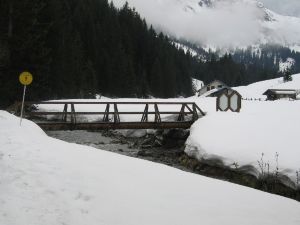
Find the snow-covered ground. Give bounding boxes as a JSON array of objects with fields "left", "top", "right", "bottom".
[
  {"left": 186, "top": 74, "right": 300, "bottom": 187},
  {"left": 1, "top": 110, "right": 300, "bottom": 225},
  {"left": 234, "top": 73, "right": 300, "bottom": 99},
  {"left": 32, "top": 74, "right": 300, "bottom": 187}
]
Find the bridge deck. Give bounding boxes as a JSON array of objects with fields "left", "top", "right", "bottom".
[
  {"left": 37, "top": 122, "right": 194, "bottom": 130},
  {"left": 17, "top": 101, "right": 205, "bottom": 130}
]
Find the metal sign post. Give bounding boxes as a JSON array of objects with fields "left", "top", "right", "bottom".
[{"left": 19, "top": 72, "right": 33, "bottom": 126}]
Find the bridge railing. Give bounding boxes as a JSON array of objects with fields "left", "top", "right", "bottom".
[{"left": 20, "top": 101, "right": 205, "bottom": 130}]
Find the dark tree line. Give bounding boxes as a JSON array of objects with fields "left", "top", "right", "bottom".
[
  {"left": 192, "top": 54, "right": 245, "bottom": 87},
  {"left": 0, "top": 0, "right": 194, "bottom": 107},
  {"left": 231, "top": 45, "right": 300, "bottom": 83},
  {"left": 190, "top": 44, "right": 300, "bottom": 86}
]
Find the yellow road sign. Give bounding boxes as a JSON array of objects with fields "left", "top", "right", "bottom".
[{"left": 19, "top": 72, "right": 33, "bottom": 85}]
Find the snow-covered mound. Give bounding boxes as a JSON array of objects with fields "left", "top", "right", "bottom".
[
  {"left": 1, "top": 110, "right": 300, "bottom": 224},
  {"left": 186, "top": 74, "right": 300, "bottom": 187}
]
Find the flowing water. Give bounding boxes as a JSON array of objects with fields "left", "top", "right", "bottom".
[{"left": 46, "top": 130, "right": 140, "bottom": 157}]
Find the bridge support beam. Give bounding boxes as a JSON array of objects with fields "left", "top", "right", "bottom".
[{"left": 37, "top": 122, "right": 194, "bottom": 131}]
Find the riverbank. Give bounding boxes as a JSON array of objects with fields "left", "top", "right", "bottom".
[{"left": 46, "top": 129, "right": 300, "bottom": 201}]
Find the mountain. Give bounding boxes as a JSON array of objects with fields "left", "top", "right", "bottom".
[{"left": 112, "top": 0, "right": 300, "bottom": 50}]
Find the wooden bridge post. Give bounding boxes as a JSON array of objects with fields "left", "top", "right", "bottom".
[
  {"left": 141, "top": 104, "right": 149, "bottom": 122},
  {"left": 194, "top": 104, "right": 205, "bottom": 116},
  {"left": 113, "top": 103, "right": 120, "bottom": 123},
  {"left": 103, "top": 104, "right": 110, "bottom": 122},
  {"left": 192, "top": 103, "right": 199, "bottom": 121},
  {"left": 70, "top": 103, "right": 76, "bottom": 124},
  {"left": 154, "top": 103, "right": 161, "bottom": 123},
  {"left": 62, "top": 104, "right": 68, "bottom": 122},
  {"left": 177, "top": 103, "right": 186, "bottom": 121}
]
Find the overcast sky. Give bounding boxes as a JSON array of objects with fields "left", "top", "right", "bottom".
[{"left": 260, "top": 0, "right": 300, "bottom": 17}]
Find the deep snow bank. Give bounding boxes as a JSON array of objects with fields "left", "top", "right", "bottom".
[
  {"left": 1, "top": 110, "right": 300, "bottom": 225},
  {"left": 186, "top": 74, "right": 300, "bottom": 186}
]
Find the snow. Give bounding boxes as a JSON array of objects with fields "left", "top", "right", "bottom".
[
  {"left": 192, "top": 78, "right": 204, "bottom": 92},
  {"left": 13, "top": 73, "right": 300, "bottom": 188},
  {"left": 234, "top": 73, "right": 300, "bottom": 99},
  {"left": 273, "top": 90, "right": 296, "bottom": 94},
  {"left": 290, "top": 45, "right": 300, "bottom": 53},
  {"left": 23, "top": 74, "right": 300, "bottom": 186},
  {"left": 1, "top": 110, "right": 300, "bottom": 225},
  {"left": 262, "top": 8, "right": 300, "bottom": 47},
  {"left": 279, "top": 58, "right": 295, "bottom": 73},
  {"left": 186, "top": 101, "right": 300, "bottom": 184},
  {"left": 173, "top": 42, "right": 198, "bottom": 57},
  {"left": 186, "top": 74, "right": 300, "bottom": 186}
]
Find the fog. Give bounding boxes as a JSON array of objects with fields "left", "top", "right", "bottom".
[
  {"left": 112, "top": 0, "right": 300, "bottom": 48},
  {"left": 260, "top": 0, "right": 300, "bottom": 17}
]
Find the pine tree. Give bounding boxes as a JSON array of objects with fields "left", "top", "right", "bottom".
[{"left": 283, "top": 69, "right": 293, "bottom": 82}]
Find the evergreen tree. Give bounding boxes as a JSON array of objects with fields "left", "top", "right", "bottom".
[{"left": 283, "top": 69, "right": 293, "bottom": 82}]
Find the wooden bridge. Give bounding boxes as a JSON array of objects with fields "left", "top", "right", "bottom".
[{"left": 19, "top": 101, "right": 205, "bottom": 130}]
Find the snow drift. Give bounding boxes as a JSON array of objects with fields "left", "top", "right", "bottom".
[
  {"left": 186, "top": 74, "right": 300, "bottom": 186},
  {"left": 1, "top": 110, "right": 300, "bottom": 224}
]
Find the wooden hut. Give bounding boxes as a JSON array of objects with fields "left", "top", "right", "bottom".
[
  {"left": 263, "top": 89, "right": 297, "bottom": 101},
  {"left": 197, "top": 80, "right": 229, "bottom": 96}
]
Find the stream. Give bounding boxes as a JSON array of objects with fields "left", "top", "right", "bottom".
[
  {"left": 47, "top": 130, "right": 140, "bottom": 157},
  {"left": 46, "top": 129, "right": 187, "bottom": 169},
  {"left": 46, "top": 129, "right": 300, "bottom": 201}
]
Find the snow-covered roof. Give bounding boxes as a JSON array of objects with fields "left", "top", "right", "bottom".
[
  {"left": 263, "top": 89, "right": 297, "bottom": 95},
  {"left": 274, "top": 90, "right": 296, "bottom": 95},
  {"left": 197, "top": 79, "right": 228, "bottom": 92}
]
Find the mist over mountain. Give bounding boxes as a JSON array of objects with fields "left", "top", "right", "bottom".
[
  {"left": 112, "top": 0, "right": 300, "bottom": 50},
  {"left": 260, "top": 0, "right": 300, "bottom": 17}
]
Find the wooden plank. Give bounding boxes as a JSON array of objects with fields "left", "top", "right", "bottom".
[
  {"left": 194, "top": 104, "right": 206, "bottom": 116},
  {"left": 28, "top": 111, "right": 195, "bottom": 115},
  {"left": 36, "top": 122, "right": 194, "bottom": 130},
  {"left": 177, "top": 104, "right": 186, "bottom": 121},
  {"left": 113, "top": 103, "right": 120, "bottom": 123},
  {"left": 62, "top": 104, "right": 68, "bottom": 122},
  {"left": 26, "top": 101, "right": 199, "bottom": 105},
  {"left": 70, "top": 103, "right": 76, "bottom": 124},
  {"left": 141, "top": 104, "right": 149, "bottom": 122},
  {"left": 103, "top": 104, "right": 110, "bottom": 122},
  {"left": 154, "top": 104, "right": 161, "bottom": 123}
]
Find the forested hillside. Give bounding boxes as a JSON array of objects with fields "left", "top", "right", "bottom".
[
  {"left": 1, "top": 0, "right": 298, "bottom": 108},
  {"left": 182, "top": 41, "right": 300, "bottom": 86},
  {"left": 0, "top": 0, "right": 195, "bottom": 107}
]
